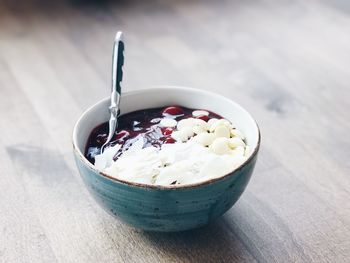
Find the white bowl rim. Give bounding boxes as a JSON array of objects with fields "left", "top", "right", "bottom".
[{"left": 72, "top": 86, "right": 261, "bottom": 190}]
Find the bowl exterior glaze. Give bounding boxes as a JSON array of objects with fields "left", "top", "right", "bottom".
[{"left": 74, "top": 150, "right": 258, "bottom": 232}]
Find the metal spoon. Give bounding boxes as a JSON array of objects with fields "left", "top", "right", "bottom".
[{"left": 101, "top": 31, "right": 124, "bottom": 153}]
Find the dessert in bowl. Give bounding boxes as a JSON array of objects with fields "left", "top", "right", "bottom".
[
  {"left": 73, "top": 86, "right": 260, "bottom": 232},
  {"left": 86, "top": 106, "right": 249, "bottom": 186}
]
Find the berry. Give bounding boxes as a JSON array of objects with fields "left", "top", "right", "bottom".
[
  {"left": 196, "top": 115, "right": 210, "bottom": 122},
  {"left": 162, "top": 127, "right": 173, "bottom": 135},
  {"left": 164, "top": 137, "right": 176, "bottom": 144},
  {"left": 162, "top": 106, "right": 183, "bottom": 116}
]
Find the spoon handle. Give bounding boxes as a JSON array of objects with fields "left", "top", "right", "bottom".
[
  {"left": 102, "top": 32, "right": 124, "bottom": 152},
  {"left": 112, "top": 31, "right": 124, "bottom": 95},
  {"left": 110, "top": 31, "right": 124, "bottom": 117}
]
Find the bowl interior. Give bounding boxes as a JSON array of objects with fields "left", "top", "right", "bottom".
[{"left": 73, "top": 86, "right": 259, "bottom": 174}]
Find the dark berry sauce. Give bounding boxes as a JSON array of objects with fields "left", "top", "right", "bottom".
[{"left": 85, "top": 106, "right": 222, "bottom": 164}]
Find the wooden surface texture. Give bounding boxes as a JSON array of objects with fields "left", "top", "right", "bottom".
[{"left": 0, "top": 0, "right": 349, "bottom": 262}]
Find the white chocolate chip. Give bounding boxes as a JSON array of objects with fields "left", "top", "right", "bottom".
[
  {"left": 194, "top": 118, "right": 208, "bottom": 127},
  {"left": 160, "top": 118, "right": 177, "bottom": 127},
  {"left": 210, "top": 119, "right": 231, "bottom": 132},
  {"left": 192, "top": 110, "right": 209, "bottom": 117},
  {"left": 208, "top": 118, "right": 218, "bottom": 126},
  {"left": 193, "top": 125, "right": 207, "bottom": 134},
  {"left": 230, "top": 129, "right": 245, "bottom": 139},
  {"left": 214, "top": 125, "right": 230, "bottom": 138},
  {"left": 181, "top": 126, "right": 194, "bottom": 138},
  {"left": 194, "top": 118, "right": 209, "bottom": 131},
  {"left": 193, "top": 133, "right": 216, "bottom": 146},
  {"left": 177, "top": 118, "right": 195, "bottom": 130},
  {"left": 228, "top": 137, "right": 245, "bottom": 148},
  {"left": 171, "top": 130, "right": 188, "bottom": 142},
  {"left": 209, "top": 138, "right": 231, "bottom": 155},
  {"left": 230, "top": 146, "right": 245, "bottom": 156}
]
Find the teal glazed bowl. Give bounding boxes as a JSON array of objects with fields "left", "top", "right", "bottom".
[{"left": 73, "top": 86, "right": 260, "bottom": 232}]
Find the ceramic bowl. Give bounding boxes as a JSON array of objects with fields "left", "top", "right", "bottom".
[{"left": 72, "top": 86, "right": 260, "bottom": 232}]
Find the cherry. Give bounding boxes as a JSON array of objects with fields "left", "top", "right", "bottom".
[
  {"left": 161, "top": 127, "right": 173, "bottom": 135},
  {"left": 195, "top": 115, "right": 210, "bottom": 122},
  {"left": 162, "top": 106, "right": 183, "bottom": 116},
  {"left": 164, "top": 137, "right": 176, "bottom": 144}
]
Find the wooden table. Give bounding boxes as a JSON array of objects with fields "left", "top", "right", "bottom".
[{"left": 1, "top": 0, "right": 349, "bottom": 262}]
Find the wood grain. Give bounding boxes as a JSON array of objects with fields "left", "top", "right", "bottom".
[{"left": 0, "top": 0, "right": 349, "bottom": 262}]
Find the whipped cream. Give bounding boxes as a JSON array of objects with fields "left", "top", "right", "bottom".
[
  {"left": 97, "top": 139, "right": 246, "bottom": 185},
  {"left": 94, "top": 116, "right": 249, "bottom": 186}
]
